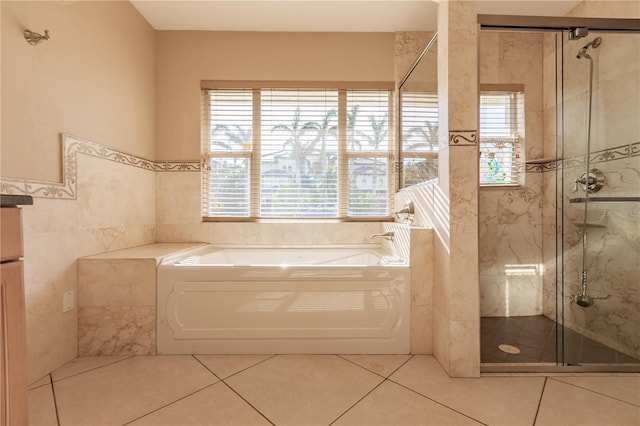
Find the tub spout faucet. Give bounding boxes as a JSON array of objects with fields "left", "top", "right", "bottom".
[{"left": 370, "top": 231, "right": 394, "bottom": 242}]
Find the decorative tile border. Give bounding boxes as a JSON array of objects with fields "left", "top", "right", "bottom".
[
  {"left": 448, "top": 130, "right": 478, "bottom": 146},
  {"left": 2, "top": 134, "right": 636, "bottom": 198},
  {"left": 526, "top": 142, "right": 639, "bottom": 173},
  {"left": 0, "top": 134, "right": 200, "bottom": 200},
  {"left": 590, "top": 145, "right": 630, "bottom": 164},
  {"left": 154, "top": 161, "right": 201, "bottom": 172}
]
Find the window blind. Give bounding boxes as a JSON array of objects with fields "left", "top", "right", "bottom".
[
  {"left": 346, "top": 90, "right": 391, "bottom": 217},
  {"left": 399, "top": 92, "right": 439, "bottom": 187},
  {"left": 261, "top": 89, "right": 339, "bottom": 218},
  {"left": 202, "top": 90, "right": 253, "bottom": 217},
  {"left": 201, "top": 86, "right": 393, "bottom": 219},
  {"left": 479, "top": 91, "right": 524, "bottom": 186}
]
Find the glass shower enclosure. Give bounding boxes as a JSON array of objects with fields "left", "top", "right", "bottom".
[
  {"left": 554, "top": 28, "right": 640, "bottom": 367},
  {"left": 479, "top": 16, "right": 639, "bottom": 371}
]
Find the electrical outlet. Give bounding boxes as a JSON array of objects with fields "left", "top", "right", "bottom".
[{"left": 63, "top": 290, "right": 74, "bottom": 312}]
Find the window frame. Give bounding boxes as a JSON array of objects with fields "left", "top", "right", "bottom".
[
  {"left": 479, "top": 84, "right": 525, "bottom": 188},
  {"left": 201, "top": 81, "right": 396, "bottom": 222}
]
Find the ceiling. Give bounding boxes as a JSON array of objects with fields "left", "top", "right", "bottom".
[{"left": 130, "top": 0, "right": 583, "bottom": 32}]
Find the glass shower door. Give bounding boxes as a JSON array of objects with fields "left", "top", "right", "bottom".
[{"left": 558, "top": 29, "right": 640, "bottom": 368}]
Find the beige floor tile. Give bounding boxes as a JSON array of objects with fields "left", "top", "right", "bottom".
[
  {"left": 551, "top": 376, "right": 640, "bottom": 406},
  {"left": 194, "top": 354, "right": 274, "bottom": 379},
  {"left": 390, "top": 355, "right": 544, "bottom": 426},
  {"left": 536, "top": 379, "right": 640, "bottom": 426},
  {"left": 334, "top": 380, "right": 483, "bottom": 426},
  {"left": 129, "top": 382, "right": 270, "bottom": 425},
  {"left": 52, "top": 355, "right": 131, "bottom": 381},
  {"left": 28, "top": 384, "right": 58, "bottom": 426},
  {"left": 54, "top": 355, "right": 217, "bottom": 426},
  {"left": 29, "top": 375, "right": 51, "bottom": 390},
  {"left": 339, "top": 354, "right": 413, "bottom": 377},
  {"left": 226, "top": 355, "right": 384, "bottom": 426}
]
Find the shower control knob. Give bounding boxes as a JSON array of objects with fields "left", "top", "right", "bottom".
[{"left": 573, "top": 169, "right": 605, "bottom": 194}]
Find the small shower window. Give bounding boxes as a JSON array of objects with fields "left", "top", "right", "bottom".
[{"left": 479, "top": 88, "right": 524, "bottom": 186}]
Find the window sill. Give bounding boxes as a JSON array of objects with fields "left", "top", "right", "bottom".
[
  {"left": 479, "top": 183, "right": 523, "bottom": 190},
  {"left": 202, "top": 217, "right": 394, "bottom": 223}
]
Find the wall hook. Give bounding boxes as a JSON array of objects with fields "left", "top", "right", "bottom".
[{"left": 24, "top": 29, "right": 50, "bottom": 45}]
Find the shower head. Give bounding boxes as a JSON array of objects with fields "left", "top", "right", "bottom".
[
  {"left": 577, "top": 37, "right": 603, "bottom": 59},
  {"left": 575, "top": 271, "right": 594, "bottom": 308},
  {"left": 575, "top": 293, "right": 594, "bottom": 307}
]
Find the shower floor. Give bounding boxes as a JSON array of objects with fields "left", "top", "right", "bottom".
[{"left": 481, "top": 315, "right": 640, "bottom": 364}]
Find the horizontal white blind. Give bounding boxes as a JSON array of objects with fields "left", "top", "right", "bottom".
[
  {"left": 202, "top": 87, "right": 392, "bottom": 219},
  {"left": 479, "top": 91, "right": 524, "bottom": 185},
  {"left": 400, "top": 92, "right": 439, "bottom": 187},
  {"left": 401, "top": 92, "right": 438, "bottom": 152},
  {"left": 346, "top": 90, "right": 390, "bottom": 217},
  {"left": 261, "top": 89, "right": 339, "bottom": 218},
  {"left": 202, "top": 90, "right": 253, "bottom": 217}
]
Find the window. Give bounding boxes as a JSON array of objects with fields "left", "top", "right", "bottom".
[
  {"left": 399, "top": 92, "right": 439, "bottom": 187},
  {"left": 479, "top": 89, "right": 524, "bottom": 186},
  {"left": 201, "top": 83, "right": 394, "bottom": 219}
]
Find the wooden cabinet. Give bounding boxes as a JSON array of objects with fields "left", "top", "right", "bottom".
[
  {"left": 0, "top": 207, "right": 28, "bottom": 426},
  {"left": 1, "top": 208, "right": 23, "bottom": 262}
]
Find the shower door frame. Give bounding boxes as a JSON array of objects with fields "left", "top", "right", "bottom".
[{"left": 478, "top": 15, "right": 640, "bottom": 373}]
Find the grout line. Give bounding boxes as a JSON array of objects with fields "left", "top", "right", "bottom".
[
  {"left": 386, "top": 378, "right": 488, "bottom": 425},
  {"left": 193, "top": 353, "right": 278, "bottom": 380},
  {"left": 49, "top": 374, "right": 61, "bottom": 426},
  {"left": 121, "top": 383, "right": 218, "bottom": 425},
  {"left": 51, "top": 355, "right": 135, "bottom": 383},
  {"left": 532, "top": 377, "right": 548, "bottom": 425},
  {"left": 329, "top": 354, "right": 417, "bottom": 425},
  {"left": 191, "top": 354, "right": 276, "bottom": 425},
  {"left": 335, "top": 354, "right": 414, "bottom": 379},
  {"left": 219, "top": 379, "right": 276, "bottom": 426},
  {"left": 388, "top": 354, "right": 416, "bottom": 376},
  {"left": 28, "top": 380, "right": 52, "bottom": 391},
  {"left": 191, "top": 354, "right": 224, "bottom": 382},
  {"left": 327, "top": 376, "right": 387, "bottom": 426},
  {"left": 547, "top": 377, "right": 640, "bottom": 407}
]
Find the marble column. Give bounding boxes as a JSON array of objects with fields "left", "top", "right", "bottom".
[{"left": 434, "top": 0, "right": 480, "bottom": 377}]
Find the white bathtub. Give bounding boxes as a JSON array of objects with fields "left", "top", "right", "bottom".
[{"left": 157, "top": 245, "right": 410, "bottom": 354}]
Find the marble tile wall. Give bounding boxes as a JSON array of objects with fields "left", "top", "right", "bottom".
[
  {"left": 544, "top": 154, "right": 640, "bottom": 359},
  {"left": 540, "top": 5, "right": 640, "bottom": 360},
  {"left": 478, "top": 31, "right": 545, "bottom": 319},
  {"left": 435, "top": 0, "right": 480, "bottom": 378},
  {"left": 77, "top": 243, "right": 204, "bottom": 356},
  {"left": 0, "top": 135, "right": 157, "bottom": 382},
  {"left": 78, "top": 259, "right": 157, "bottom": 356},
  {"left": 394, "top": 31, "right": 435, "bottom": 85},
  {"left": 382, "top": 223, "right": 434, "bottom": 354}
]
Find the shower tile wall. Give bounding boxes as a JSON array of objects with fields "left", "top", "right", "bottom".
[
  {"left": 541, "top": 10, "right": 640, "bottom": 360},
  {"left": 478, "top": 32, "right": 545, "bottom": 318}
]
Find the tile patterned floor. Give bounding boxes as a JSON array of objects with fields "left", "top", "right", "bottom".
[
  {"left": 28, "top": 355, "right": 640, "bottom": 426},
  {"left": 481, "top": 316, "right": 640, "bottom": 364}
]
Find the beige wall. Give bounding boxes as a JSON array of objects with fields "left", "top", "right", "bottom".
[
  {"left": 1, "top": 0, "right": 156, "bottom": 182},
  {"left": 1, "top": 1, "right": 157, "bottom": 383},
  {"left": 567, "top": 0, "right": 640, "bottom": 18},
  {"left": 156, "top": 31, "right": 395, "bottom": 160}
]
